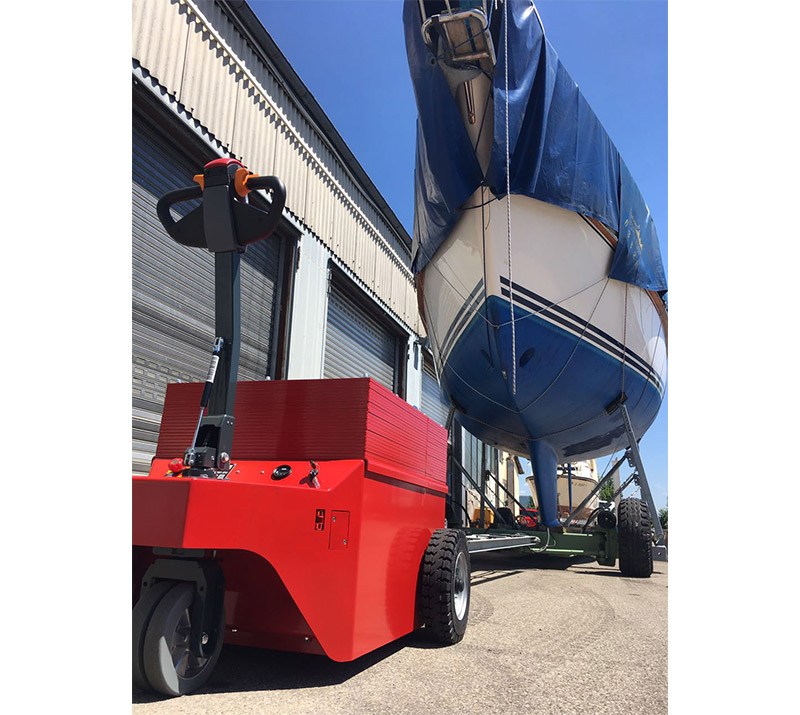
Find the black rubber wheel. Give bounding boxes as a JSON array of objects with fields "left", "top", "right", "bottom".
[
  {"left": 142, "top": 582, "right": 225, "bottom": 697},
  {"left": 420, "top": 529, "right": 470, "bottom": 644},
  {"left": 618, "top": 497, "right": 654, "bottom": 577},
  {"left": 132, "top": 579, "right": 176, "bottom": 692}
]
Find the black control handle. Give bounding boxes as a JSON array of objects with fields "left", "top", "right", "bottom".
[
  {"left": 154, "top": 160, "right": 288, "bottom": 252},
  {"left": 156, "top": 184, "right": 204, "bottom": 244},
  {"left": 238, "top": 174, "right": 287, "bottom": 246}
]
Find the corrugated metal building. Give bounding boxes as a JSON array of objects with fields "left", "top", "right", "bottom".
[{"left": 131, "top": 0, "right": 519, "bottom": 518}]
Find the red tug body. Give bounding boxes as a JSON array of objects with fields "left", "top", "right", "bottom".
[
  {"left": 133, "top": 158, "right": 470, "bottom": 697},
  {"left": 133, "top": 378, "right": 449, "bottom": 663}
]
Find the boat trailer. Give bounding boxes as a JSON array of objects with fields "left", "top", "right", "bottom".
[{"left": 451, "top": 411, "right": 667, "bottom": 568}]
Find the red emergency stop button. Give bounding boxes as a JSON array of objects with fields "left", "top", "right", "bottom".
[{"left": 168, "top": 457, "right": 184, "bottom": 475}]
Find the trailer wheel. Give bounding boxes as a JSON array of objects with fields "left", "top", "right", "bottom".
[
  {"left": 618, "top": 497, "right": 654, "bottom": 578},
  {"left": 142, "top": 582, "right": 225, "bottom": 696},
  {"left": 420, "top": 529, "right": 470, "bottom": 644},
  {"left": 132, "top": 579, "right": 176, "bottom": 691}
]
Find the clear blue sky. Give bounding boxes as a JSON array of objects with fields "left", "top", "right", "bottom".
[{"left": 250, "top": 0, "right": 668, "bottom": 510}]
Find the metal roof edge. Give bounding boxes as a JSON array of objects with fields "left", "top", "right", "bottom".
[{"left": 216, "top": 0, "right": 413, "bottom": 255}]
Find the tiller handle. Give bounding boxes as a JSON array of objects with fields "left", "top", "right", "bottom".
[{"left": 155, "top": 158, "right": 287, "bottom": 477}]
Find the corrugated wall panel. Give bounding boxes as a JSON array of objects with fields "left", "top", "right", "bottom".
[
  {"left": 281, "top": 100, "right": 306, "bottom": 145},
  {"left": 273, "top": 125, "right": 310, "bottom": 218},
  {"left": 352, "top": 218, "right": 366, "bottom": 276},
  {"left": 342, "top": 206, "right": 359, "bottom": 273},
  {"left": 132, "top": 0, "right": 190, "bottom": 98},
  {"left": 309, "top": 138, "right": 336, "bottom": 182},
  {"left": 320, "top": 175, "right": 337, "bottom": 247},
  {"left": 337, "top": 205, "right": 353, "bottom": 271},
  {"left": 180, "top": 13, "right": 240, "bottom": 150},
  {"left": 356, "top": 221, "right": 377, "bottom": 291},
  {"left": 407, "top": 281, "right": 423, "bottom": 335},
  {"left": 330, "top": 197, "right": 345, "bottom": 260},
  {"left": 409, "top": 277, "right": 419, "bottom": 330},
  {"left": 363, "top": 203, "right": 380, "bottom": 245},
  {"left": 230, "top": 79, "right": 279, "bottom": 173},
  {"left": 374, "top": 244, "right": 393, "bottom": 305},
  {"left": 391, "top": 259, "right": 405, "bottom": 315},
  {"left": 329, "top": 192, "right": 346, "bottom": 256},
  {"left": 193, "top": 0, "right": 275, "bottom": 104},
  {"left": 338, "top": 174, "right": 359, "bottom": 222},
  {"left": 304, "top": 164, "right": 335, "bottom": 241},
  {"left": 302, "top": 162, "right": 322, "bottom": 236}
]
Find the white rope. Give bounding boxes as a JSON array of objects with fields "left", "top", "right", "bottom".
[
  {"left": 504, "top": 0, "right": 517, "bottom": 396},
  {"left": 621, "top": 282, "right": 629, "bottom": 394}
]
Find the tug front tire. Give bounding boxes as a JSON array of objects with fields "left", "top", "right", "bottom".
[
  {"left": 618, "top": 497, "right": 654, "bottom": 578},
  {"left": 142, "top": 582, "right": 225, "bottom": 697},
  {"left": 132, "top": 579, "right": 176, "bottom": 691},
  {"left": 420, "top": 529, "right": 470, "bottom": 644}
]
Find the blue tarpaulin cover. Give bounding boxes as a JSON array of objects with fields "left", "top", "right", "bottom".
[{"left": 403, "top": 0, "right": 666, "bottom": 292}]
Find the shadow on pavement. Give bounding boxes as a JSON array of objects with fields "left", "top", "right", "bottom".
[
  {"left": 132, "top": 628, "right": 454, "bottom": 702},
  {"left": 571, "top": 567, "right": 666, "bottom": 578},
  {"left": 470, "top": 550, "right": 596, "bottom": 572},
  {"left": 470, "top": 569, "right": 523, "bottom": 586}
]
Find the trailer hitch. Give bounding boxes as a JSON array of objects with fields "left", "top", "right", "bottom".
[{"left": 155, "top": 159, "right": 286, "bottom": 478}]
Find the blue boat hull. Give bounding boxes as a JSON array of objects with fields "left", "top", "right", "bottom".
[{"left": 440, "top": 294, "right": 663, "bottom": 528}]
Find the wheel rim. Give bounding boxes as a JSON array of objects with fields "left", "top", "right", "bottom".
[
  {"left": 453, "top": 551, "right": 468, "bottom": 620},
  {"left": 169, "top": 605, "right": 212, "bottom": 679}
]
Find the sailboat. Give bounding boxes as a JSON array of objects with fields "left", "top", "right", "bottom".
[{"left": 404, "top": 0, "right": 667, "bottom": 529}]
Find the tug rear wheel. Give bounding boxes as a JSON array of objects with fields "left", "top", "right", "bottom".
[
  {"left": 420, "top": 529, "right": 470, "bottom": 644},
  {"left": 142, "top": 582, "right": 225, "bottom": 697},
  {"left": 618, "top": 497, "right": 654, "bottom": 578}
]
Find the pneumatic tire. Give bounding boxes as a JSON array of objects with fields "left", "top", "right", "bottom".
[
  {"left": 420, "top": 529, "right": 470, "bottom": 644},
  {"left": 618, "top": 497, "right": 654, "bottom": 578}
]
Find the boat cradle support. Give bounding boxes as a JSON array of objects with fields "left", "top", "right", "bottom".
[
  {"left": 562, "top": 403, "right": 667, "bottom": 562},
  {"left": 449, "top": 453, "right": 619, "bottom": 563},
  {"left": 448, "top": 403, "right": 666, "bottom": 564}
]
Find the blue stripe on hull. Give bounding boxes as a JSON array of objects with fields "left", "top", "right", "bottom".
[{"left": 441, "top": 295, "right": 663, "bottom": 528}]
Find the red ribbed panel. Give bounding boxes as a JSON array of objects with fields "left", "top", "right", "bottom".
[{"left": 155, "top": 378, "right": 447, "bottom": 489}]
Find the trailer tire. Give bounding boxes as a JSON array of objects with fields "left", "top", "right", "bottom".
[
  {"left": 420, "top": 529, "right": 470, "bottom": 644},
  {"left": 142, "top": 582, "right": 225, "bottom": 697},
  {"left": 618, "top": 497, "right": 654, "bottom": 577},
  {"left": 132, "top": 579, "right": 176, "bottom": 691}
]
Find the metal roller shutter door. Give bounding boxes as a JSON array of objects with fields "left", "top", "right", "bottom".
[
  {"left": 420, "top": 354, "right": 451, "bottom": 427},
  {"left": 132, "top": 117, "right": 283, "bottom": 473},
  {"left": 323, "top": 280, "right": 398, "bottom": 393}
]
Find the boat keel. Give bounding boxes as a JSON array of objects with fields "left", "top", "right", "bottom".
[{"left": 527, "top": 440, "right": 560, "bottom": 529}]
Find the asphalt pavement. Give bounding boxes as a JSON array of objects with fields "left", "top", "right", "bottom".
[{"left": 133, "top": 550, "right": 667, "bottom": 714}]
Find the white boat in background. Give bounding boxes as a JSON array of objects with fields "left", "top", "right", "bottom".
[
  {"left": 526, "top": 460, "right": 600, "bottom": 526},
  {"left": 404, "top": 0, "right": 667, "bottom": 529}
]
